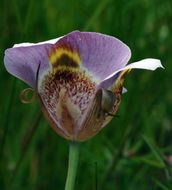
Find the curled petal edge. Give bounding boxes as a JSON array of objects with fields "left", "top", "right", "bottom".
[
  {"left": 105, "top": 58, "right": 163, "bottom": 81},
  {"left": 99, "top": 58, "right": 164, "bottom": 89},
  {"left": 20, "top": 88, "right": 36, "bottom": 104}
]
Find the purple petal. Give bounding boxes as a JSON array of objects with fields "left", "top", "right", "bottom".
[
  {"left": 4, "top": 43, "right": 54, "bottom": 88},
  {"left": 4, "top": 31, "right": 131, "bottom": 88},
  {"left": 99, "top": 72, "right": 121, "bottom": 89},
  {"left": 55, "top": 31, "right": 131, "bottom": 82}
]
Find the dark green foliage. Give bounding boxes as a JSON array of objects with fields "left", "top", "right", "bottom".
[{"left": 0, "top": 0, "right": 172, "bottom": 189}]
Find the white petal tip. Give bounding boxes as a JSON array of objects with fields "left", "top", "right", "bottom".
[
  {"left": 13, "top": 43, "right": 34, "bottom": 48},
  {"left": 151, "top": 59, "right": 164, "bottom": 70},
  {"left": 141, "top": 58, "right": 164, "bottom": 71},
  {"left": 122, "top": 58, "right": 164, "bottom": 72},
  {"left": 12, "top": 37, "right": 62, "bottom": 48},
  {"left": 159, "top": 62, "right": 165, "bottom": 69}
]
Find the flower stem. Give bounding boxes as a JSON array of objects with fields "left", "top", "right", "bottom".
[{"left": 65, "top": 141, "right": 80, "bottom": 190}]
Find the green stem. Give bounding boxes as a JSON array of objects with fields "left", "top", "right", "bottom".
[{"left": 65, "top": 141, "right": 80, "bottom": 190}]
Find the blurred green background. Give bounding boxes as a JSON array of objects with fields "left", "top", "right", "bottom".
[{"left": 0, "top": 0, "right": 171, "bottom": 189}]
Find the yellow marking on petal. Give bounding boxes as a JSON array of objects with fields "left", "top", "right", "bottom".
[
  {"left": 49, "top": 45, "right": 81, "bottom": 74},
  {"left": 53, "top": 65, "right": 80, "bottom": 75},
  {"left": 50, "top": 49, "right": 81, "bottom": 65},
  {"left": 112, "top": 69, "right": 131, "bottom": 91}
]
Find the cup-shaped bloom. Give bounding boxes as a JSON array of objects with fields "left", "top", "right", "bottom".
[{"left": 4, "top": 31, "right": 163, "bottom": 141}]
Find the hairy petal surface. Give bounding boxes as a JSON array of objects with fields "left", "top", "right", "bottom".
[{"left": 39, "top": 69, "right": 97, "bottom": 140}]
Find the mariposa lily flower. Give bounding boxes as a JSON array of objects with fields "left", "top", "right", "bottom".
[{"left": 4, "top": 31, "right": 163, "bottom": 141}]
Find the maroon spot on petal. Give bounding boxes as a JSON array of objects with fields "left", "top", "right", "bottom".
[{"left": 53, "top": 54, "right": 79, "bottom": 68}]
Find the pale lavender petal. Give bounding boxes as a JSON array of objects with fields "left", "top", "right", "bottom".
[
  {"left": 4, "top": 43, "right": 54, "bottom": 88},
  {"left": 4, "top": 31, "right": 131, "bottom": 88},
  {"left": 55, "top": 31, "right": 131, "bottom": 81}
]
